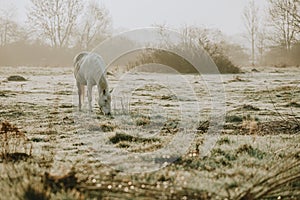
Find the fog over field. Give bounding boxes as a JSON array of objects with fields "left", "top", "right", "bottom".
[
  {"left": 0, "top": 0, "right": 268, "bottom": 35},
  {"left": 0, "top": 0, "right": 299, "bottom": 199}
]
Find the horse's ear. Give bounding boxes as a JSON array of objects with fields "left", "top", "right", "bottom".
[{"left": 110, "top": 88, "right": 113, "bottom": 93}]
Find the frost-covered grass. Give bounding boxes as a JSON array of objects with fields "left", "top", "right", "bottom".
[{"left": 0, "top": 66, "right": 299, "bottom": 199}]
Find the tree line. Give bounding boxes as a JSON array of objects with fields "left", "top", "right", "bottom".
[
  {"left": 0, "top": 0, "right": 111, "bottom": 49},
  {"left": 0, "top": 0, "right": 299, "bottom": 68},
  {"left": 243, "top": 0, "right": 300, "bottom": 66},
  {"left": 0, "top": 0, "right": 111, "bottom": 67}
]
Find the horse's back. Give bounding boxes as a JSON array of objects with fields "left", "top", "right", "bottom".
[{"left": 74, "top": 52, "right": 106, "bottom": 85}]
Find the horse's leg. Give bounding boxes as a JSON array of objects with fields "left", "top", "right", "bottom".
[
  {"left": 77, "top": 82, "right": 83, "bottom": 111},
  {"left": 80, "top": 85, "right": 85, "bottom": 110},
  {"left": 87, "top": 82, "right": 93, "bottom": 112}
]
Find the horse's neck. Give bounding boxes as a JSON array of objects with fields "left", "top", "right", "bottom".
[{"left": 97, "top": 75, "right": 108, "bottom": 94}]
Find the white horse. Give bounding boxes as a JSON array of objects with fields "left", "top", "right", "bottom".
[{"left": 73, "top": 52, "right": 111, "bottom": 115}]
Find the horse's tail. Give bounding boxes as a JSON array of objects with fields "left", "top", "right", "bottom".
[{"left": 74, "top": 52, "right": 89, "bottom": 77}]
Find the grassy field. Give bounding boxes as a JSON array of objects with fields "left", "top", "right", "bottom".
[{"left": 0, "top": 65, "right": 299, "bottom": 199}]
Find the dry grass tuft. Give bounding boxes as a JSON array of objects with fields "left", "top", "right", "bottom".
[
  {"left": 100, "top": 121, "right": 116, "bottom": 132},
  {"left": 161, "top": 119, "right": 179, "bottom": 135},
  {"left": 87, "top": 121, "right": 116, "bottom": 132},
  {"left": 135, "top": 116, "right": 151, "bottom": 126},
  {"left": 0, "top": 121, "right": 32, "bottom": 162},
  {"left": 236, "top": 144, "right": 266, "bottom": 159},
  {"left": 234, "top": 151, "right": 300, "bottom": 200},
  {"left": 23, "top": 185, "right": 50, "bottom": 200},
  {"left": 1, "top": 162, "right": 85, "bottom": 200},
  {"left": 44, "top": 169, "right": 79, "bottom": 193},
  {"left": 197, "top": 120, "right": 210, "bottom": 133},
  {"left": 241, "top": 119, "right": 258, "bottom": 135},
  {"left": 1, "top": 121, "right": 23, "bottom": 134}
]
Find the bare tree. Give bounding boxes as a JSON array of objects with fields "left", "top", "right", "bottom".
[
  {"left": 293, "top": 1, "right": 300, "bottom": 31},
  {"left": 0, "top": 7, "right": 22, "bottom": 46},
  {"left": 180, "top": 25, "right": 225, "bottom": 55},
  {"left": 256, "top": 25, "right": 268, "bottom": 64},
  {"left": 77, "top": 0, "right": 112, "bottom": 50},
  {"left": 268, "top": 0, "right": 298, "bottom": 51},
  {"left": 243, "top": 0, "right": 259, "bottom": 66},
  {"left": 27, "top": 0, "right": 82, "bottom": 48},
  {"left": 277, "top": 0, "right": 300, "bottom": 33}
]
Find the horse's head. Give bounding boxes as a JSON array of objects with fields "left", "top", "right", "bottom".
[{"left": 98, "top": 88, "right": 111, "bottom": 115}]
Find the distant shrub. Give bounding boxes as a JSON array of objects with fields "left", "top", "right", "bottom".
[
  {"left": 109, "top": 132, "right": 160, "bottom": 144},
  {"left": 263, "top": 43, "right": 300, "bottom": 66},
  {"left": 126, "top": 26, "right": 241, "bottom": 74},
  {"left": 127, "top": 48, "right": 241, "bottom": 74},
  {"left": 7, "top": 75, "right": 27, "bottom": 82},
  {"left": 211, "top": 53, "right": 241, "bottom": 74}
]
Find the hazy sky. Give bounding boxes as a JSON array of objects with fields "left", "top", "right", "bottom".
[{"left": 0, "top": 0, "right": 267, "bottom": 36}]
